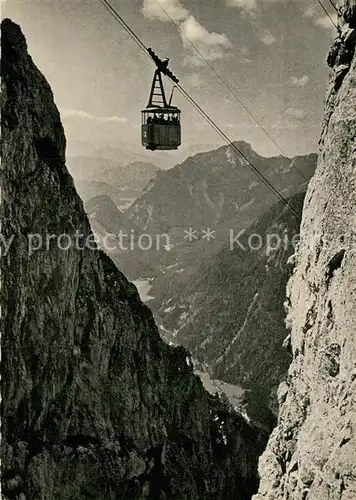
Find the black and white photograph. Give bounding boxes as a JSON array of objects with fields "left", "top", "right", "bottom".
[{"left": 1, "top": 0, "right": 355, "bottom": 498}]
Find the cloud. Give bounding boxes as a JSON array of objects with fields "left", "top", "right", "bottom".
[
  {"left": 226, "top": 0, "right": 257, "bottom": 19},
  {"left": 141, "top": 1, "right": 232, "bottom": 66},
  {"left": 226, "top": 0, "right": 257, "bottom": 11},
  {"left": 269, "top": 113, "right": 298, "bottom": 130},
  {"left": 304, "top": 5, "right": 337, "bottom": 30},
  {"left": 271, "top": 122, "right": 297, "bottom": 130},
  {"left": 226, "top": 0, "right": 282, "bottom": 43},
  {"left": 226, "top": 0, "right": 283, "bottom": 14},
  {"left": 315, "top": 14, "right": 337, "bottom": 29},
  {"left": 61, "top": 109, "right": 128, "bottom": 124},
  {"left": 304, "top": 5, "right": 316, "bottom": 18},
  {"left": 225, "top": 122, "right": 259, "bottom": 129},
  {"left": 291, "top": 75, "right": 310, "bottom": 87},
  {"left": 286, "top": 107, "right": 307, "bottom": 120},
  {"left": 180, "top": 15, "right": 232, "bottom": 65},
  {"left": 141, "top": 0, "right": 189, "bottom": 22},
  {"left": 240, "top": 46, "right": 250, "bottom": 56},
  {"left": 258, "top": 29, "right": 277, "bottom": 45}
]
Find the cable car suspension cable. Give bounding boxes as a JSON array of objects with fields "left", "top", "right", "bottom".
[
  {"left": 175, "top": 82, "right": 302, "bottom": 220},
  {"left": 151, "top": 0, "right": 309, "bottom": 183},
  {"left": 99, "top": 0, "right": 151, "bottom": 57},
  {"left": 97, "top": 0, "right": 302, "bottom": 221},
  {"left": 316, "top": 0, "right": 338, "bottom": 28},
  {"left": 327, "top": 0, "right": 339, "bottom": 13}
]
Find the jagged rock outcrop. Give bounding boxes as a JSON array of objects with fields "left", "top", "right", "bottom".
[
  {"left": 84, "top": 194, "right": 139, "bottom": 235},
  {"left": 254, "top": 3, "right": 356, "bottom": 499},
  {"left": 1, "top": 19, "right": 266, "bottom": 500}
]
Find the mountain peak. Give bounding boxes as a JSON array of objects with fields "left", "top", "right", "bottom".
[
  {"left": 1, "top": 18, "right": 27, "bottom": 53},
  {"left": 231, "top": 140, "right": 253, "bottom": 151},
  {"left": 129, "top": 140, "right": 316, "bottom": 234}
]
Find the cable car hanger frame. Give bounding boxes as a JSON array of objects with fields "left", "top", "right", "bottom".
[{"left": 141, "top": 48, "right": 182, "bottom": 151}]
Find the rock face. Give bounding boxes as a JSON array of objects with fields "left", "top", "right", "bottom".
[
  {"left": 1, "top": 19, "right": 266, "bottom": 500},
  {"left": 254, "top": 3, "right": 356, "bottom": 499},
  {"left": 84, "top": 195, "right": 156, "bottom": 281}
]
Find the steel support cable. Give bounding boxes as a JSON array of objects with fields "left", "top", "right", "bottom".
[
  {"left": 175, "top": 82, "right": 302, "bottom": 219},
  {"left": 152, "top": 0, "right": 309, "bottom": 183},
  {"left": 316, "top": 0, "right": 338, "bottom": 28},
  {"left": 98, "top": 0, "right": 302, "bottom": 220},
  {"left": 327, "top": 0, "right": 339, "bottom": 13}
]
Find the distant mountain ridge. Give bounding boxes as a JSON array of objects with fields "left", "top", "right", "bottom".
[
  {"left": 129, "top": 141, "right": 317, "bottom": 234},
  {"left": 68, "top": 157, "right": 161, "bottom": 204}
]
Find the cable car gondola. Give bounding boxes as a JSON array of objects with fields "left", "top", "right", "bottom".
[{"left": 141, "top": 48, "right": 181, "bottom": 151}]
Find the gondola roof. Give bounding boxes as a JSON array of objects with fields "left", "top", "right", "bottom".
[{"left": 142, "top": 105, "right": 180, "bottom": 112}]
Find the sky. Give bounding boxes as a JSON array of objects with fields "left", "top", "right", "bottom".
[{"left": 2, "top": 0, "right": 338, "bottom": 165}]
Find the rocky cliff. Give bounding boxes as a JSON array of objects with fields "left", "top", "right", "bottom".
[
  {"left": 254, "top": 2, "right": 356, "bottom": 499},
  {"left": 1, "top": 19, "right": 266, "bottom": 500}
]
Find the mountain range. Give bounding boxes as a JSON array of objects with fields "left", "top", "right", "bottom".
[
  {"left": 128, "top": 142, "right": 317, "bottom": 235},
  {"left": 78, "top": 142, "right": 318, "bottom": 429}
]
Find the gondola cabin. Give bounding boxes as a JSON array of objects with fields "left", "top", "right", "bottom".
[
  {"left": 142, "top": 48, "right": 181, "bottom": 151},
  {"left": 142, "top": 106, "right": 181, "bottom": 151}
]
